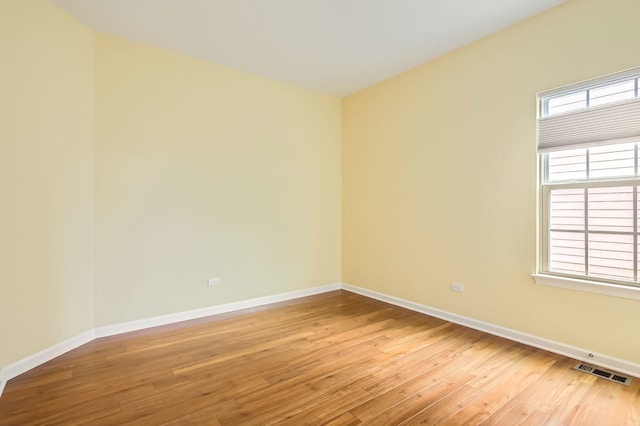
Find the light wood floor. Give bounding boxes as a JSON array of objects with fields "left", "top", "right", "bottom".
[{"left": 1, "top": 290, "right": 638, "bottom": 425}]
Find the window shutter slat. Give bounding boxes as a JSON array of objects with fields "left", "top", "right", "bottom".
[{"left": 538, "top": 98, "right": 640, "bottom": 152}]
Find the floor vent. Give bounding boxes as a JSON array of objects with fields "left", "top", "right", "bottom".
[{"left": 573, "top": 363, "right": 631, "bottom": 385}]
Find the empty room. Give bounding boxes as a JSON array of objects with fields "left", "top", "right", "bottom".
[{"left": 1, "top": 0, "right": 640, "bottom": 424}]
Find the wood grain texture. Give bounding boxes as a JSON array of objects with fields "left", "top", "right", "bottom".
[{"left": 1, "top": 290, "right": 638, "bottom": 425}]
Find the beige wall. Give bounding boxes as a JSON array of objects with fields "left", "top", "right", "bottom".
[
  {"left": 3, "top": 0, "right": 640, "bottom": 374},
  {"left": 342, "top": 0, "right": 640, "bottom": 363},
  {"left": 94, "top": 34, "right": 342, "bottom": 326},
  {"left": 0, "top": 0, "right": 94, "bottom": 368}
]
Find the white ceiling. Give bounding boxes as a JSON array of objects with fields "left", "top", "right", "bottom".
[{"left": 52, "top": 0, "right": 566, "bottom": 96}]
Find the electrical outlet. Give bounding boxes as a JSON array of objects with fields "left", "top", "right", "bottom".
[
  {"left": 450, "top": 282, "right": 464, "bottom": 293},
  {"left": 207, "top": 277, "right": 220, "bottom": 287}
]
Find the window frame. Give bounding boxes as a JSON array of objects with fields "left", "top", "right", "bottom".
[
  {"left": 539, "top": 155, "right": 640, "bottom": 286},
  {"left": 534, "top": 67, "right": 640, "bottom": 300},
  {"left": 540, "top": 77, "right": 640, "bottom": 118}
]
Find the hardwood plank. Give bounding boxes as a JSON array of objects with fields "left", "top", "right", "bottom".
[
  {"left": 363, "top": 370, "right": 475, "bottom": 425},
  {"left": 440, "top": 349, "right": 559, "bottom": 425},
  {"left": 0, "top": 290, "right": 638, "bottom": 425},
  {"left": 398, "top": 384, "right": 483, "bottom": 425},
  {"left": 350, "top": 355, "right": 472, "bottom": 421},
  {"left": 320, "top": 412, "right": 361, "bottom": 426},
  {"left": 479, "top": 357, "right": 578, "bottom": 425}
]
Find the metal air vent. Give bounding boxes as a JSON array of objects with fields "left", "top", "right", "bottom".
[{"left": 573, "top": 363, "right": 631, "bottom": 385}]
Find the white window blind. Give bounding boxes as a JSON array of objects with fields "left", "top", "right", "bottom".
[
  {"left": 537, "top": 67, "right": 640, "bottom": 288},
  {"left": 538, "top": 99, "right": 640, "bottom": 151}
]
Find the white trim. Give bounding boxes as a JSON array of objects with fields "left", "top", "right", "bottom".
[
  {"left": 0, "top": 283, "right": 341, "bottom": 399},
  {"left": 0, "top": 329, "right": 95, "bottom": 397},
  {"left": 532, "top": 274, "right": 640, "bottom": 301},
  {"left": 2, "top": 281, "right": 638, "bottom": 400},
  {"left": 538, "top": 66, "right": 640, "bottom": 98},
  {"left": 94, "top": 283, "right": 342, "bottom": 338},
  {"left": 342, "top": 283, "right": 640, "bottom": 378}
]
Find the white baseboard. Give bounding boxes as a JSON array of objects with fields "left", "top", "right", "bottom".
[
  {"left": 94, "top": 283, "right": 342, "bottom": 338},
  {"left": 0, "top": 329, "right": 96, "bottom": 398},
  {"left": 342, "top": 283, "right": 640, "bottom": 378},
  {"left": 0, "top": 283, "right": 341, "bottom": 399},
  {"left": 3, "top": 281, "right": 638, "bottom": 401}
]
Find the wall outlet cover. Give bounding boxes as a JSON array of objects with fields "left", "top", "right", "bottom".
[{"left": 450, "top": 282, "right": 464, "bottom": 292}]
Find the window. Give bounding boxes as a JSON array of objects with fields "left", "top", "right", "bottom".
[{"left": 536, "top": 68, "right": 640, "bottom": 293}]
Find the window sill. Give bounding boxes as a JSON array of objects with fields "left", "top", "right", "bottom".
[{"left": 532, "top": 274, "right": 640, "bottom": 301}]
